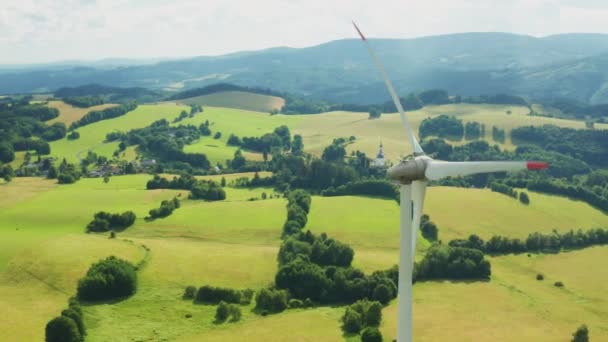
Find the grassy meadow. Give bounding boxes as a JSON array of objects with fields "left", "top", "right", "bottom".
[
  {"left": 4, "top": 98, "right": 606, "bottom": 340},
  {"left": 39, "top": 99, "right": 608, "bottom": 167},
  {"left": 1, "top": 174, "right": 607, "bottom": 341},
  {"left": 49, "top": 103, "right": 187, "bottom": 163}
]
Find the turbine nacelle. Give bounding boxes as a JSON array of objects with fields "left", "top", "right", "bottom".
[{"left": 387, "top": 155, "right": 431, "bottom": 183}]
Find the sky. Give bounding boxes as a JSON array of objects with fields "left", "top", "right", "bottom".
[{"left": 2, "top": 0, "right": 608, "bottom": 64}]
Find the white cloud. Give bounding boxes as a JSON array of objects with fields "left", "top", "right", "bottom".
[{"left": 1, "top": 0, "right": 608, "bottom": 64}]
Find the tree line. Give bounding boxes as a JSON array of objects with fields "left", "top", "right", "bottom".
[
  {"left": 449, "top": 227, "right": 608, "bottom": 255},
  {"left": 146, "top": 174, "right": 226, "bottom": 201},
  {"left": 45, "top": 298, "right": 86, "bottom": 342},
  {"left": 147, "top": 197, "right": 180, "bottom": 220},
  {"left": 62, "top": 96, "right": 105, "bottom": 108},
  {"left": 70, "top": 102, "right": 137, "bottom": 130}
]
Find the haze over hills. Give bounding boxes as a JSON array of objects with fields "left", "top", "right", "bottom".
[{"left": 4, "top": 32, "right": 608, "bottom": 104}]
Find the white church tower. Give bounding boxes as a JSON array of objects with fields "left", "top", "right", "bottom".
[{"left": 372, "top": 142, "right": 386, "bottom": 168}]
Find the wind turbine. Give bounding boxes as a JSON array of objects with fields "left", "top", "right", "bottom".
[{"left": 352, "top": 22, "right": 549, "bottom": 342}]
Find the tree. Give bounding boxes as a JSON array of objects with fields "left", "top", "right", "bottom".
[
  {"left": 292, "top": 134, "right": 304, "bottom": 155},
  {"left": 47, "top": 166, "right": 58, "bottom": 179},
  {"left": 183, "top": 285, "right": 197, "bottom": 299},
  {"left": 45, "top": 316, "right": 82, "bottom": 342},
  {"left": 220, "top": 177, "right": 226, "bottom": 187},
  {"left": 572, "top": 324, "right": 589, "bottom": 342},
  {"left": 0, "top": 144, "right": 14, "bottom": 163},
  {"left": 254, "top": 288, "right": 288, "bottom": 313},
  {"left": 361, "top": 327, "right": 383, "bottom": 342},
  {"left": 61, "top": 308, "right": 85, "bottom": 338},
  {"left": 372, "top": 284, "right": 392, "bottom": 305},
  {"left": 368, "top": 109, "right": 381, "bottom": 120},
  {"left": 67, "top": 131, "right": 80, "bottom": 140},
  {"left": 519, "top": 192, "right": 530, "bottom": 205},
  {"left": 322, "top": 143, "right": 346, "bottom": 163},
  {"left": 228, "top": 304, "right": 242, "bottom": 322},
  {"left": 341, "top": 308, "right": 363, "bottom": 334},
  {"left": 365, "top": 301, "right": 383, "bottom": 326},
  {"left": 215, "top": 301, "right": 230, "bottom": 322},
  {"left": 231, "top": 149, "right": 246, "bottom": 169},
  {"left": 77, "top": 256, "right": 137, "bottom": 301}
]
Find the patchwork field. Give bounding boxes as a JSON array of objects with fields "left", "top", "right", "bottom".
[
  {"left": 47, "top": 100, "right": 119, "bottom": 126},
  {"left": 40, "top": 100, "right": 608, "bottom": 168},
  {"left": 175, "top": 91, "right": 285, "bottom": 113},
  {"left": 49, "top": 103, "right": 186, "bottom": 163},
  {"left": 1, "top": 176, "right": 607, "bottom": 341}
]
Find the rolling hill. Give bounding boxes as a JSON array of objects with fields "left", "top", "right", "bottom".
[
  {"left": 1, "top": 176, "right": 607, "bottom": 341},
  {"left": 5, "top": 33, "right": 608, "bottom": 104}
]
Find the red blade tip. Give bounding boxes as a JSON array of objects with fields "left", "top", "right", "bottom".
[
  {"left": 527, "top": 162, "right": 549, "bottom": 170},
  {"left": 352, "top": 21, "right": 366, "bottom": 41}
]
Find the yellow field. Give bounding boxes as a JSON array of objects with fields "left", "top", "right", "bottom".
[
  {"left": 175, "top": 91, "right": 285, "bottom": 113},
  {"left": 47, "top": 100, "right": 118, "bottom": 126},
  {"left": 0, "top": 234, "right": 142, "bottom": 342},
  {"left": 379, "top": 246, "right": 608, "bottom": 342},
  {"left": 289, "top": 104, "right": 608, "bottom": 160}
]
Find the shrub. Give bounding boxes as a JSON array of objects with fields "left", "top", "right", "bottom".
[
  {"left": 228, "top": 304, "right": 242, "bottom": 322},
  {"left": 190, "top": 182, "right": 226, "bottom": 201},
  {"left": 61, "top": 308, "right": 85, "bottom": 337},
  {"left": 215, "top": 301, "right": 242, "bottom": 323},
  {"left": 361, "top": 327, "right": 383, "bottom": 342},
  {"left": 77, "top": 256, "right": 137, "bottom": 301},
  {"left": 195, "top": 285, "right": 242, "bottom": 304},
  {"left": 341, "top": 308, "right": 362, "bottom": 334},
  {"left": 58, "top": 173, "right": 77, "bottom": 184},
  {"left": 555, "top": 281, "right": 564, "bottom": 288},
  {"left": 183, "top": 286, "right": 197, "bottom": 299},
  {"left": 240, "top": 288, "right": 254, "bottom": 305},
  {"left": 254, "top": 288, "right": 288, "bottom": 314},
  {"left": 288, "top": 299, "right": 303, "bottom": 309},
  {"left": 86, "top": 211, "right": 136, "bottom": 233},
  {"left": 536, "top": 273, "right": 544, "bottom": 281},
  {"left": 519, "top": 191, "right": 530, "bottom": 205},
  {"left": 365, "top": 301, "right": 383, "bottom": 327},
  {"left": 214, "top": 132, "right": 222, "bottom": 139},
  {"left": 372, "top": 284, "right": 392, "bottom": 305},
  {"left": 67, "top": 131, "right": 80, "bottom": 140},
  {"left": 45, "top": 316, "right": 82, "bottom": 342},
  {"left": 572, "top": 324, "right": 589, "bottom": 342},
  {"left": 215, "top": 301, "right": 230, "bottom": 322}
]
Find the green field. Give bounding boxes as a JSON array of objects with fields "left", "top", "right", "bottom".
[
  {"left": 39, "top": 101, "right": 608, "bottom": 168},
  {"left": 48, "top": 104, "right": 187, "bottom": 163},
  {"left": 1, "top": 175, "right": 607, "bottom": 341},
  {"left": 175, "top": 91, "right": 285, "bottom": 113},
  {"left": 6, "top": 99, "right": 608, "bottom": 341}
]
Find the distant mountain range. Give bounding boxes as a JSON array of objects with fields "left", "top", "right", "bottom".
[{"left": 4, "top": 32, "right": 608, "bottom": 105}]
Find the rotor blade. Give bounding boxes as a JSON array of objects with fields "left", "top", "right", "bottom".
[
  {"left": 411, "top": 180, "right": 427, "bottom": 261},
  {"left": 352, "top": 21, "right": 424, "bottom": 155},
  {"left": 425, "top": 160, "right": 549, "bottom": 181}
]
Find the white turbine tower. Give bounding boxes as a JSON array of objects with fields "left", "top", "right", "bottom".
[{"left": 352, "top": 22, "right": 549, "bottom": 342}]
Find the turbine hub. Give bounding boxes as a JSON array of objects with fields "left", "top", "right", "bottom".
[{"left": 387, "top": 155, "right": 431, "bottom": 184}]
